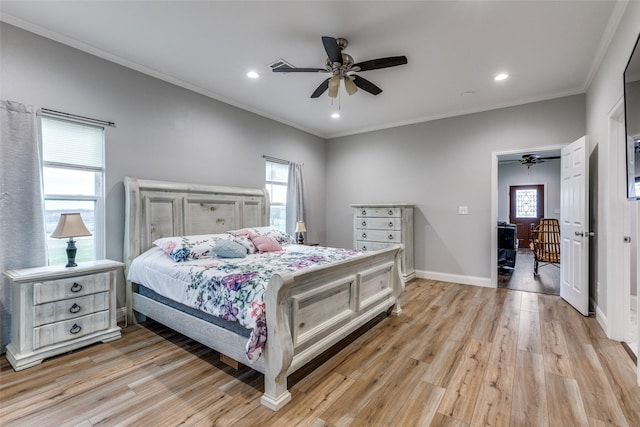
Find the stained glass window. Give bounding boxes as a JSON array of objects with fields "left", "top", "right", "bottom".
[{"left": 515, "top": 189, "right": 537, "bottom": 218}]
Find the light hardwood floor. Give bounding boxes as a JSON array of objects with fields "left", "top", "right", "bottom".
[{"left": 1, "top": 279, "right": 639, "bottom": 426}]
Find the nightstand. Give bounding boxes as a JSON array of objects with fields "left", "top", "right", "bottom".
[
  {"left": 303, "top": 242, "right": 319, "bottom": 246},
  {"left": 4, "top": 259, "right": 123, "bottom": 371}
]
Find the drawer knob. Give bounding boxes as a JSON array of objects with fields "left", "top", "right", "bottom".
[
  {"left": 70, "top": 282, "right": 83, "bottom": 293},
  {"left": 69, "top": 303, "right": 81, "bottom": 314},
  {"left": 388, "top": 222, "right": 393, "bottom": 227},
  {"left": 362, "top": 246, "right": 367, "bottom": 251},
  {"left": 388, "top": 210, "right": 393, "bottom": 216},
  {"left": 362, "top": 232, "right": 367, "bottom": 239},
  {"left": 361, "top": 210, "right": 367, "bottom": 215},
  {"left": 69, "top": 324, "right": 82, "bottom": 335},
  {"left": 361, "top": 220, "right": 367, "bottom": 227},
  {"left": 388, "top": 234, "right": 394, "bottom": 240}
]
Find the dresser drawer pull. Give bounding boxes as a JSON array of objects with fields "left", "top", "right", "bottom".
[
  {"left": 361, "top": 232, "right": 367, "bottom": 239},
  {"left": 361, "top": 209, "right": 367, "bottom": 216},
  {"left": 388, "top": 222, "right": 394, "bottom": 227},
  {"left": 388, "top": 210, "right": 394, "bottom": 216},
  {"left": 362, "top": 246, "right": 367, "bottom": 251},
  {"left": 388, "top": 234, "right": 394, "bottom": 240},
  {"left": 69, "top": 324, "right": 82, "bottom": 334},
  {"left": 69, "top": 303, "right": 81, "bottom": 314},
  {"left": 361, "top": 220, "right": 367, "bottom": 227},
  {"left": 70, "top": 282, "right": 83, "bottom": 293}
]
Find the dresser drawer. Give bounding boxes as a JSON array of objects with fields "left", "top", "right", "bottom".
[
  {"left": 33, "top": 272, "right": 110, "bottom": 304},
  {"left": 357, "top": 207, "right": 400, "bottom": 218},
  {"left": 356, "top": 241, "right": 395, "bottom": 252},
  {"left": 357, "top": 217, "right": 400, "bottom": 230},
  {"left": 34, "top": 292, "right": 109, "bottom": 327},
  {"left": 33, "top": 310, "right": 109, "bottom": 349},
  {"left": 356, "top": 229, "right": 401, "bottom": 243}
]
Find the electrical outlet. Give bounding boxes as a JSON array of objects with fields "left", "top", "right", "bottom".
[{"left": 458, "top": 206, "right": 468, "bottom": 215}]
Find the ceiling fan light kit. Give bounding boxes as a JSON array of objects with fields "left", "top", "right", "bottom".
[{"left": 272, "top": 36, "right": 407, "bottom": 99}]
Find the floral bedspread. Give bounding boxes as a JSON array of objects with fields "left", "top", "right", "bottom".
[{"left": 131, "top": 245, "right": 362, "bottom": 362}]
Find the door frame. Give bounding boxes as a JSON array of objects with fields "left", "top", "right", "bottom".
[
  {"left": 491, "top": 145, "right": 566, "bottom": 287},
  {"left": 606, "top": 98, "right": 632, "bottom": 341}
]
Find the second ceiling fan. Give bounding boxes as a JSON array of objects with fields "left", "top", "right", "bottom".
[{"left": 272, "top": 36, "right": 408, "bottom": 98}]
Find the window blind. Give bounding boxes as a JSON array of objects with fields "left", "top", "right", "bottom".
[{"left": 42, "top": 116, "right": 104, "bottom": 168}]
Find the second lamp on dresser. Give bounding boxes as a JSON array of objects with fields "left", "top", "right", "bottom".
[{"left": 351, "top": 204, "right": 414, "bottom": 282}]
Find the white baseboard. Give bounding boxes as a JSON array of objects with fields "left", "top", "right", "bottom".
[{"left": 415, "top": 270, "right": 494, "bottom": 288}]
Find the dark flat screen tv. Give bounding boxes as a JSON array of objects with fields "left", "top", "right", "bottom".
[{"left": 624, "top": 32, "right": 640, "bottom": 200}]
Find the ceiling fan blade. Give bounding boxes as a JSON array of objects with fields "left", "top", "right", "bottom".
[
  {"left": 344, "top": 76, "right": 358, "bottom": 95},
  {"left": 353, "top": 56, "right": 408, "bottom": 72},
  {"left": 322, "top": 36, "right": 343, "bottom": 65},
  {"left": 272, "top": 67, "right": 328, "bottom": 73},
  {"left": 352, "top": 75, "right": 382, "bottom": 95},
  {"left": 328, "top": 75, "right": 340, "bottom": 98},
  {"left": 540, "top": 156, "right": 561, "bottom": 160},
  {"left": 310, "top": 78, "right": 330, "bottom": 98}
]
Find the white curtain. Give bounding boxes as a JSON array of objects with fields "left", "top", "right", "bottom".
[
  {"left": 0, "top": 100, "right": 47, "bottom": 353},
  {"left": 286, "top": 162, "right": 307, "bottom": 237}
]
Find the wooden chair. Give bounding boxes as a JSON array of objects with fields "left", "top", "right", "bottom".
[{"left": 531, "top": 219, "right": 560, "bottom": 275}]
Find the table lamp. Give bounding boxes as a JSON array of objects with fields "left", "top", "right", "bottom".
[
  {"left": 295, "top": 221, "right": 307, "bottom": 244},
  {"left": 50, "top": 213, "right": 92, "bottom": 267}
]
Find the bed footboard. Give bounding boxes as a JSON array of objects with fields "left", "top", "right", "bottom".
[{"left": 261, "top": 245, "right": 404, "bottom": 410}]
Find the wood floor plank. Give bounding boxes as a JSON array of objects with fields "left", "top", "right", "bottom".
[
  {"left": 511, "top": 350, "right": 548, "bottom": 426},
  {"left": 1, "top": 279, "right": 638, "bottom": 426},
  {"left": 546, "top": 372, "right": 589, "bottom": 426},
  {"left": 470, "top": 314, "right": 518, "bottom": 426},
  {"left": 540, "top": 319, "right": 574, "bottom": 377},
  {"left": 437, "top": 338, "right": 491, "bottom": 423}
]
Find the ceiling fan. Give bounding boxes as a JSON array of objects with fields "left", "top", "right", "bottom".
[
  {"left": 272, "top": 36, "right": 408, "bottom": 98},
  {"left": 506, "top": 154, "right": 561, "bottom": 168}
]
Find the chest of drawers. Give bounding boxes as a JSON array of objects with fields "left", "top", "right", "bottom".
[
  {"left": 3, "top": 260, "right": 123, "bottom": 370},
  {"left": 352, "top": 204, "right": 415, "bottom": 281}
]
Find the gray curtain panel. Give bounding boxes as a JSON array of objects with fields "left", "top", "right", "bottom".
[
  {"left": 0, "top": 100, "right": 47, "bottom": 353},
  {"left": 285, "top": 162, "right": 307, "bottom": 237}
]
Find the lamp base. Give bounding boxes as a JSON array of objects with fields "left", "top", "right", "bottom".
[
  {"left": 65, "top": 238, "right": 78, "bottom": 267},
  {"left": 297, "top": 233, "right": 304, "bottom": 244}
]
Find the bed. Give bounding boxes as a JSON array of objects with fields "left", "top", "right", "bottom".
[{"left": 123, "top": 177, "right": 404, "bottom": 410}]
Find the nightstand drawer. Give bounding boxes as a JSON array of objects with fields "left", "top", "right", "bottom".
[
  {"left": 33, "top": 310, "right": 109, "bottom": 349},
  {"left": 33, "top": 272, "right": 110, "bottom": 304},
  {"left": 34, "top": 292, "right": 109, "bottom": 327}
]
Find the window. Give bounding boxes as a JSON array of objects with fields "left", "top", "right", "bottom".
[
  {"left": 515, "top": 188, "right": 537, "bottom": 218},
  {"left": 265, "top": 160, "right": 288, "bottom": 231},
  {"left": 42, "top": 116, "right": 105, "bottom": 265}
]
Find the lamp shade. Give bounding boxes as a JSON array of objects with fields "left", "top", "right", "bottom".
[
  {"left": 295, "top": 221, "right": 307, "bottom": 233},
  {"left": 50, "top": 213, "right": 92, "bottom": 239}
]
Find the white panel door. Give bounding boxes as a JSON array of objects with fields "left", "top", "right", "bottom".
[{"left": 560, "top": 136, "right": 589, "bottom": 316}]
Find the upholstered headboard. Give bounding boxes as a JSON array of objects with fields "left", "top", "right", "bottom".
[{"left": 123, "top": 176, "right": 270, "bottom": 268}]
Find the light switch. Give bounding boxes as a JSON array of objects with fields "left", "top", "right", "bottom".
[{"left": 459, "top": 206, "right": 468, "bottom": 215}]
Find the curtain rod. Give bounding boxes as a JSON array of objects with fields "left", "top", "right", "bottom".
[
  {"left": 262, "top": 155, "right": 290, "bottom": 164},
  {"left": 40, "top": 108, "right": 116, "bottom": 128}
]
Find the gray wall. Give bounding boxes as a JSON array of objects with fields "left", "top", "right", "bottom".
[
  {"left": 0, "top": 23, "right": 327, "bottom": 347},
  {"left": 326, "top": 95, "right": 585, "bottom": 280},
  {"left": 498, "top": 160, "right": 561, "bottom": 223},
  {"left": 585, "top": 0, "right": 640, "bottom": 319}
]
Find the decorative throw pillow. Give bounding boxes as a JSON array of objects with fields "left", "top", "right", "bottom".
[
  {"left": 250, "top": 234, "right": 283, "bottom": 253},
  {"left": 254, "top": 226, "right": 295, "bottom": 245},
  {"left": 153, "top": 233, "right": 231, "bottom": 262},
  {"left": 227, "top": 230, "right": 258, "bottom": 254},
  {"left": 211, "top": 239, "right": 247, "bottom": 258}
]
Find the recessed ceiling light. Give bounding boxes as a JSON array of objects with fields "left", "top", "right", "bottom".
[
  {"left": 331, "top": 112, "right": 340, "bottom": 119},
  {"left": 461, "top": 91, "right": 476, "bottom": 96},
  {"left": 247, "top": 71, "right": 259, "bottom": 79},
  {"left": 494, "top": 73, "right": 509, "bottom": 81}
]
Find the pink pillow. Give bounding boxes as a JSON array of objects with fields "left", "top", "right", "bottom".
[{"left": 250, "top": 235, "right": 282, "bottom": 253}]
